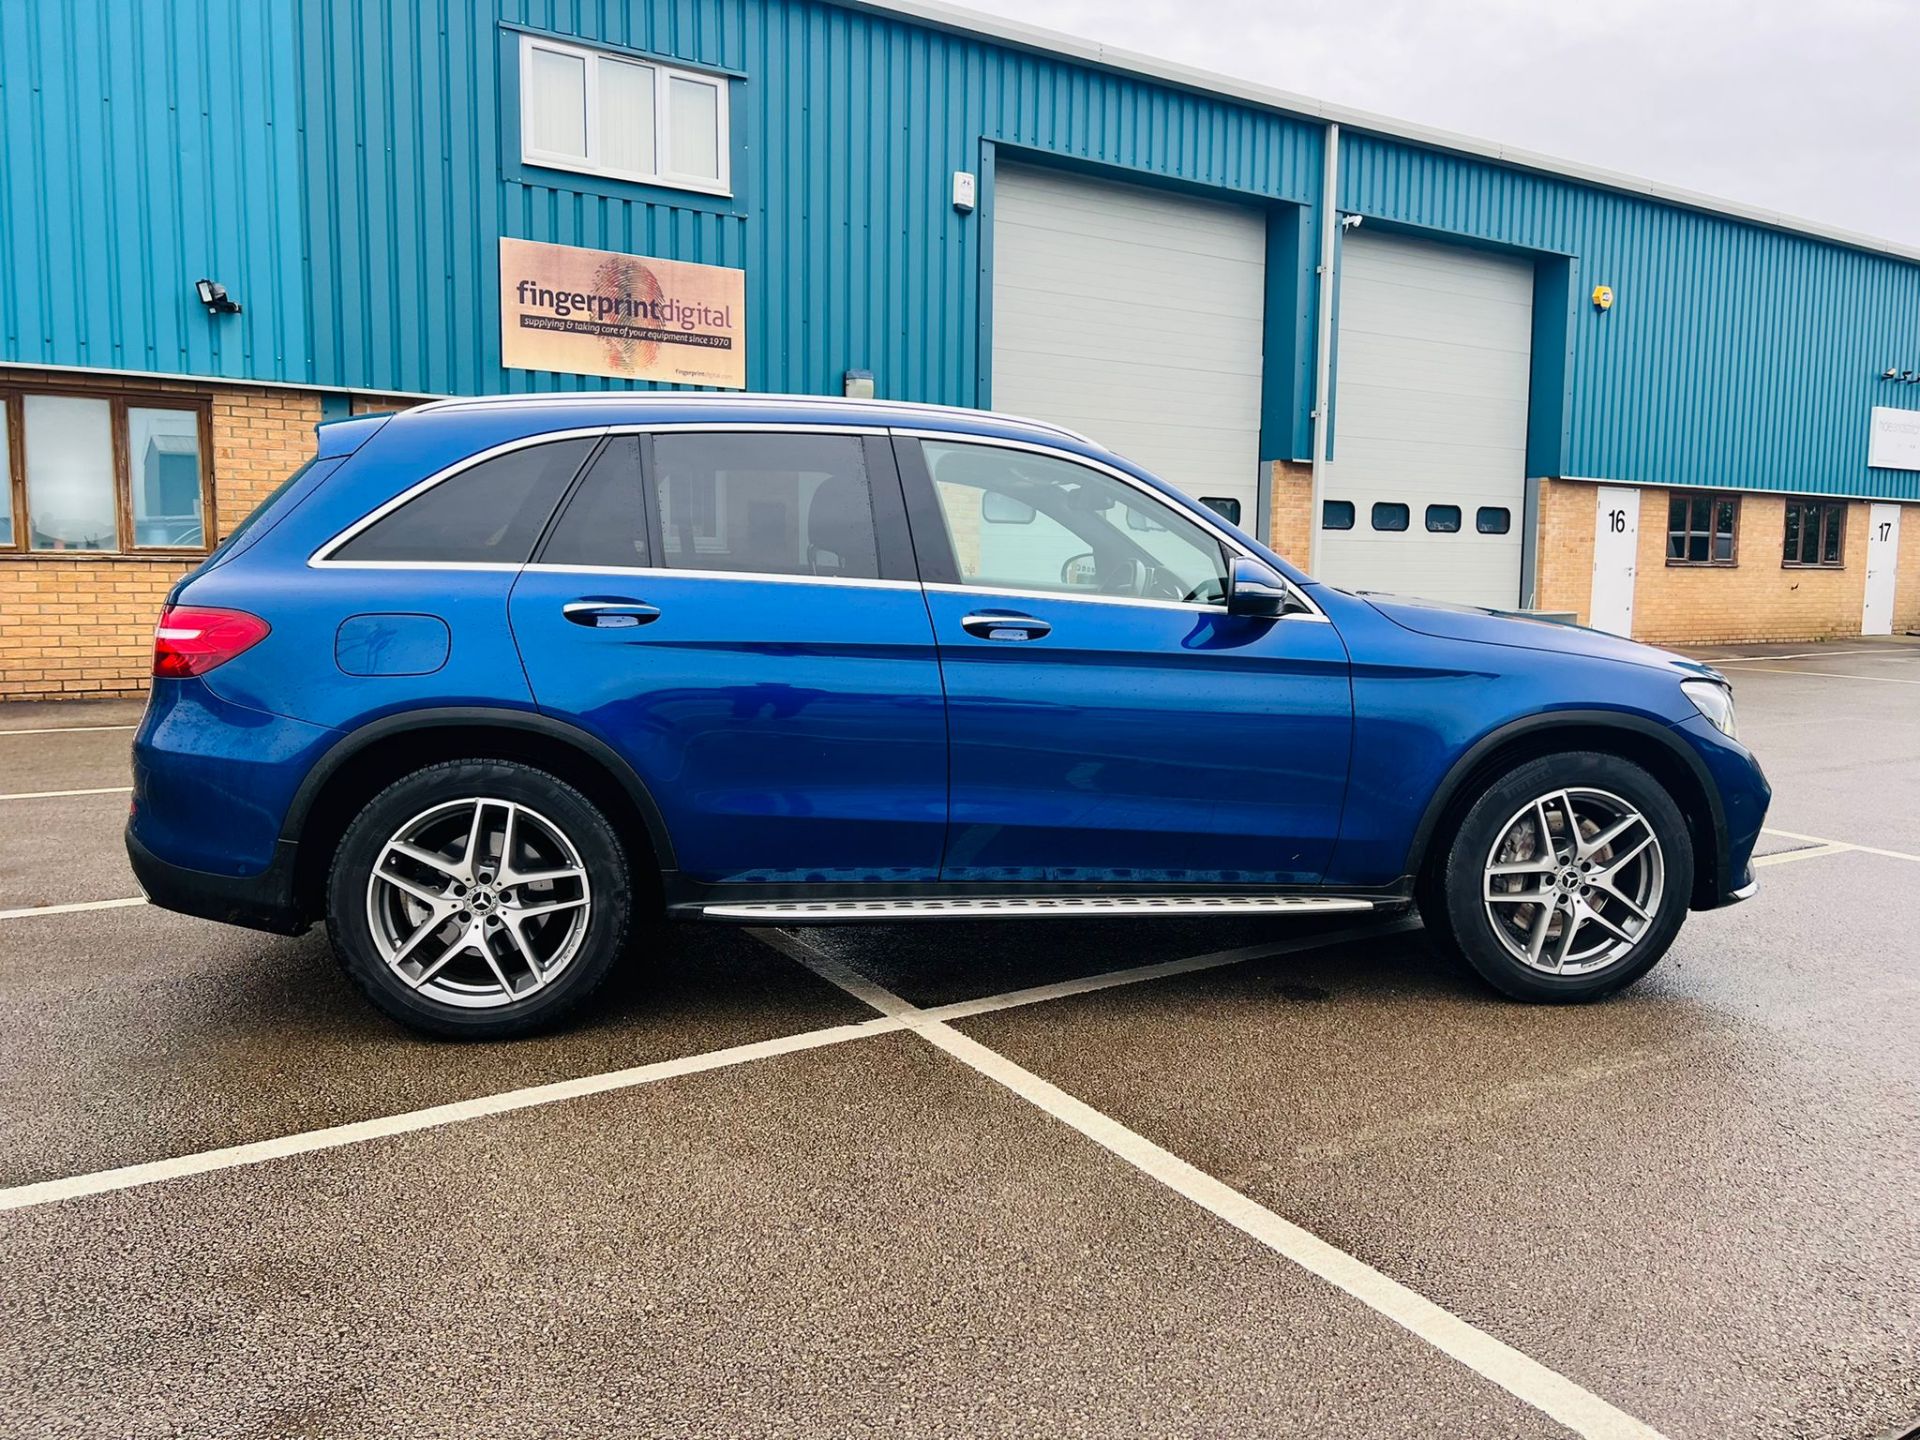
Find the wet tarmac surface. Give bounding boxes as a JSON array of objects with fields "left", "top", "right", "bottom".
[{"left": 2, "top": 642, "right": 1917, "bottom": 1439}]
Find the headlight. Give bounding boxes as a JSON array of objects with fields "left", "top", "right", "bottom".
[{"left": 1682, "top": 679, "right": 1738, "bottom": 740}]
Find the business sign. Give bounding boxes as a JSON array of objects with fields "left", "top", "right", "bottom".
[
  {"left": 1868, "top": 405, "right": 1920, "bottom": 472},
  {"left": 499, "top": 237, "right": 745, "bottom": 388}
]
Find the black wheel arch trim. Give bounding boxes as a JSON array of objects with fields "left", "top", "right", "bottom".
[
  {"left": 279, "top": 706, "right": 678, "bottom": 870},
  {"left": 1405, "top": 709, "right": 1728, "bottom": 903}
]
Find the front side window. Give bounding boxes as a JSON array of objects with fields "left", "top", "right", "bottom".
[
  {"left": 649, "top": 432, "right": 879, "bottom": 579},
  {"left": 331, "top": 438, "right": 595, "bottom": 564},
  {"left": 1782, "top": 499, "right": 1845, "bottom": 568},
  {"left": 1667, "top": 493, "right": 1738, "bottom": 566},
  {"left": 520, "top": 35, "right": 729, "bottom": 194},
  {"left": 1, "top": 389, "right": 208, "bottom": 554},
  {"left": 922, "top": 441, "right": 1229, "bottom": 604}
]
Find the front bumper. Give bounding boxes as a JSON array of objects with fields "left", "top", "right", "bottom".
[{"left": 126, "top": 824, "right": 308, "bottom": 935}]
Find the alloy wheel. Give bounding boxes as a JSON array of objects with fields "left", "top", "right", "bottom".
[
  {"left": 1481, "top": 786, "right": 1665, "bottom": 976},
  {"left": 365, "top": 797, "right": 592, "bottom": 1009}
]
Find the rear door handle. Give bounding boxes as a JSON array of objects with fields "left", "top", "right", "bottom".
[
  {"left": 960, "top": 611, "right": 1052, "bottom": 642},
  {"left": 563, "top": 599, "right": 661, "bottom": 629}
]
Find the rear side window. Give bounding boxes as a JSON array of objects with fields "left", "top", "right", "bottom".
[
  {"left": 650, "top": 432, "right": 879, "bottom": 579},
  {"left": 331, "top": 438, "right": 594, "bottom": 564},
  {"left": 540, "top": 436, "right": 649, "bottom": 569}
]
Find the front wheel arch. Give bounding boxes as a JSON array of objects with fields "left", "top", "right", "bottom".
[{"left": 1409, "top": 714, "right": 1725, "bottom": 912}]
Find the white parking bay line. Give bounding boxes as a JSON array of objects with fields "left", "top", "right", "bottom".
[
  {"left": 0, "top": 918, "right": 1405, "bottom": 1212},
  {"left": 0, "top": 1016, "right": 904, "bottom": 1213},
  {"left": 1722, "top": 666, "right": 1920, "bottom": 685},
  {"left": 762, "top": 929, "right": 1665, "bottom": 1440},
  {"left": 0, "top": 896, "right": 147, "bottom": 922},
  {"left": 1752, "top": 843, "right": 1855, "bottom": 868},
  {"left": 1761, "top": 826, "right": 1920, "bottom": 865},
  {"left": 0, "top": 724, "right": 138, "bottom": 735},
  {"left": 0, "top": 786, "right": 133, "bottom": 802}
]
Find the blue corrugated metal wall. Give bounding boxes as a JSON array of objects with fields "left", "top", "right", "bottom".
[
  {"left": 1341, "top": 135, "right": 1920, "bottom": 500},
  {"left": 4, "top": 0, "right": 1919, "bottom": 499},
  {"left": 0, "top": 0, "right": 308, "bottom": 382}
]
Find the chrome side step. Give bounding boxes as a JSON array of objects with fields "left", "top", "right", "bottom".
[{"left": 700, "top": 894, "right": 1377, "bottom": 921}]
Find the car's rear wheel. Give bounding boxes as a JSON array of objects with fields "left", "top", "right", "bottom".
[
  {"left": 327, "top": 759, "right": 632, "bottom": 1038},
  {"left": 1431, "top": 752, "right": 1693, "bottom": 1001}
]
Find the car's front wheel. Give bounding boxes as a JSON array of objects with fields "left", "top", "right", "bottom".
[
  {"left": 1430, "top": 752, "right": 1694, "bottom": 1002},
  {"left": 327, "top": 759, "right": 632, "bottom": 1038}
]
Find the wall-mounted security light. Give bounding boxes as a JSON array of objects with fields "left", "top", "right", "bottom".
[
  {"left": 843, "top": 369, "right": 875, "bottom": 400},
  {"left": 1340, "top": 213, "right": 1364, "bottom": 231},
  {"left": 1887, "top": 368, "right": 1902, "bottom": 380},
  {"left": 195, "top": 279, "right": 242, "bottom": 315}
]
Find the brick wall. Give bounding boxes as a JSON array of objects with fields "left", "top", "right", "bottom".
[
  {"left": 1535, "top": 477, "right": 1920, "bottom": 645},
  {"left": 1267, "top": 459, "right": 1313, "bottom": 567},
  {"left": 1, "top": 370, "right": 322, "bottom": 701}
]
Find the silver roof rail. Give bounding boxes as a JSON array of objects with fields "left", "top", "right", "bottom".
[{"left": 407, "top": 391, "right": 1094, "bottom": 445}]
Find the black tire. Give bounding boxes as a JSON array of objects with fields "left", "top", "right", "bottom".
[
  {"left": 327, "top": 759, "right": 633, "bottom": 1039},
  {"left": 1427, "top": 751, "right": 1693, "bottom": 1002}
]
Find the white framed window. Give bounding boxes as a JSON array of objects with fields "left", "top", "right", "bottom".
[{"left": 518, "top": 34, "right": 730, "bottom": 196}]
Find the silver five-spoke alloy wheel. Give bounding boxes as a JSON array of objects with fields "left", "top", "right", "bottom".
[
  {"left": 1482, "top": 786, "right": 1665, "bottom": 976},
  {"left": 366, "top": 797, "right": 592, "bottom": 1009}
]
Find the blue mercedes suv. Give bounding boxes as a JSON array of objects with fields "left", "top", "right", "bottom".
[{"left": 128, "top": 395, "right": 1768, "bottom": 1037}]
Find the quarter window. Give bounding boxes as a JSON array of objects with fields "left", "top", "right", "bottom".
[
  {"left": 1667, "top": 493, "right": 1738, "bottom": 566},
  {"left": 0, "top": 387, "right": 209, "bottom": 554},
  {"left": 519, "top": 35, "right": 729, "bottom": 194},
  {"left": 331, "top": 439, "right": 594, "bottom": 564},
  {"left": 921, "top": 441, "right": 1229, "bottom": 603},
  {"left": 649, "top": 432, "right": 880, "bottom": 579},
  {"left": 1782, "top": 499, "right": 1845, "bottom": 568}
]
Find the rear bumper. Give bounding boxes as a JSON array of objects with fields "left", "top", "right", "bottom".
[{"left": 126, "top": 824, "right": 308, "bottom": 935}]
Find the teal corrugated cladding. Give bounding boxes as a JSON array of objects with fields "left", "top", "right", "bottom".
[
  {"left": 0, "top": 0, "right": 307, "bottom": 381},
  {"left": 1341, "top": 134, "right": 1920, "bottom": 500},
  {"left": 292, "top": 0, "right": 1320, "bottom": 401},
  {"left": 10, "top": 0, "right": 1917, "bottom": 504}
]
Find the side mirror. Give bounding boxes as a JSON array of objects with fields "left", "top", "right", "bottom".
[{"left": 1225, "top": 555, "right": 1307, "bottom": 620}]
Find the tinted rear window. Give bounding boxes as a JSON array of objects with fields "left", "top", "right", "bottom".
[
  {"left": 650, "top": 432, "right": 880, "bottom": 579},
  {"left": 332, "top": 439, "right": 594, "bottom": 564}
]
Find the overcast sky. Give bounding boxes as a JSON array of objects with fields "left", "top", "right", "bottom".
[{"left": 952, "top": 0, "right": 1920, "bottom": 246}]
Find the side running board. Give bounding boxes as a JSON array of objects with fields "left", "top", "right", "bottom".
[{"left": 699, "top": 895, "right": 1377, "bottom": 921}]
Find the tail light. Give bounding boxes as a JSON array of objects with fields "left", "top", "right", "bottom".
[{"left": 152, "top": 605, "right": 271, "bottom": 678}]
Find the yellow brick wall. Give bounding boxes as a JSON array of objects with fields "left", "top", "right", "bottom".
[
  {"left": 1536, "top": 477, "right": 1920, "bottom": 645},
  {"left": 1, "top": 371, "right": 322, "bottom": 701},
  {"left": 1267, "top": 459, "right": 1313, "bottom": 567}
]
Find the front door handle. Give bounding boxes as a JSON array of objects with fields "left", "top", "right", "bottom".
[
  {"left": 960, "top": 611, "right": 1052, "bottom": 642},
  {"left": 563, "top": 599, "right": 661, "bottom": 629}
]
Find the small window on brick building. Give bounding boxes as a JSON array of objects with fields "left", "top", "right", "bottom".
[
  {"left": 1782, "top": 499, "right": 1845, "bottom": 568},
  {"left": 0, "top": 387, "right": 211, "bottom": 554},
  {"left": 1666, "top": 493, "right": 1739, "bottom": 566}
]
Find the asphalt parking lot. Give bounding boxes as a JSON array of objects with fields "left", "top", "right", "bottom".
[{"left": 3, "top": 639, "right": 1919, "bottom": 1440}]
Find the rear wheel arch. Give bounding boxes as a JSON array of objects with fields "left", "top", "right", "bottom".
[
  {"left": 1409, "top": 712, "right": 1726, "bottom": 911},
  {"left": 286, "top": 708, "right": 674, "bottom": 923}
]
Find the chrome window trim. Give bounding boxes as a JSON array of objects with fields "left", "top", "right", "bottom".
[
  {"left": 899, "top": 429, "right": 1331, "bottom": 623},
  {"left": 524, "top": 563, "right": 921, "bottom": 591},
  {"left": 310, "top": 422, "right": 886, "bottom": 569},
  {"left": 309, "top": 427, "right": 610, "bottom": 568}
]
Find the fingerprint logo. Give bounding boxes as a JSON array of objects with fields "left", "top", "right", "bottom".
[{"left": 594, "top": 255, "right": 665, "bottom": 373}]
